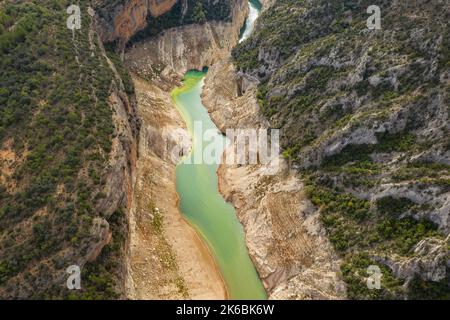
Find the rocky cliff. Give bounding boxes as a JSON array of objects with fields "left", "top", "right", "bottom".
[
  {"left": 0, "top": 0, "right": 139, "bottom": 299},
  {"left": 233, "top": 0, "right": 450, "bottom": 299},
  {"left": 94, "top": 0, "right": 178, "bottom": 46},
  {"left": 122, "top": 0, "right": 247, "bottom": 299},
  {"left": 0, "top": 0, "right": 244, "bottom": 300}
]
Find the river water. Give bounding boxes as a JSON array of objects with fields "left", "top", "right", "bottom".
[
  {"left": 172, "top": 1, "right": 265, "bottom": 300},
  {"left": 239, "top": 0, "right": 262, "bottom": 43}
]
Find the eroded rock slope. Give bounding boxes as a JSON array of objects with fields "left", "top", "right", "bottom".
[{"left": 233, "top": 0, "right": 450, "bottom": 299}]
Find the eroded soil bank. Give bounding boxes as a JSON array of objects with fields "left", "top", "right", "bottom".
[
  {"left": 125, "top": 0, "right": 249, "bottom": 300},
  {"left": 202, "top": 58, "right": 347, "bottom": 300},
  {"left": 126, "top": 75, "right": 227, "bottom": 300}
]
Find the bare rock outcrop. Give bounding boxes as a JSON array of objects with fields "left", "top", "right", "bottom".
[
  {"left": 202, "top": 57, "right": 347, "bottom": 299},
  {"left": 95, "top": 0, "right": 178, "bottom": 45},
  {"left": 124, "top": 0, "right": 248, "bottom": 76}
]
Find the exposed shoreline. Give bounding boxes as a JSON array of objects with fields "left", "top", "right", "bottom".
[{"left": 126, "top": 76, "right": 227, "bottom": 300}]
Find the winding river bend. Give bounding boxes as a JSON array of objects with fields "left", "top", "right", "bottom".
[{"left": 172, "top": 2, "right": 265, "bottom": 300}]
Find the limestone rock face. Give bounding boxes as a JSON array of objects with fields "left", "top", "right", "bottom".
[
  {"left": 375, "top": 236, "right": 450, "bottom": 284},
  {"left": 202, "top": 58, "right": 347, "bottom": 300},
  {"left": 95, "top": 0, "right": 177, "bottom": 45},
  {"left": 232, "top": 0, "right": 449, "bottom": 298}
]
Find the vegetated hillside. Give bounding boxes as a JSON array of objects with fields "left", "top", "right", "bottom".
[
  {"left": 233, "top": 0, "right": 450, "bottom": 299},
  {"left": 0, "top": 0, "right": 140, "bottom": 299}
]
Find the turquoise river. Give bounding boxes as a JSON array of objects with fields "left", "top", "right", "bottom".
[{"left": 172, "top": 1, "right": 266, "bottom": 300}]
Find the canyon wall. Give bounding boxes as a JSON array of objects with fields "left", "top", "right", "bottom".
[
  {"left": 95, "top": 0, "right": 178, "bottom": 45},
  {"left": 124, "top": 0, "right": 248, "bottom": 76},
  {"left": 122, "top": 0, "right": 347, "bottom": 300},
  {"left": 231, "top": 0, "right": 450, "bottom": 298},
  {"left": 0, "top": 6, "right": 140, "bottom": 298},
  {"left": 125, "top": 74, "right": 226, "bottom": 299},
  {"left": 202, "top": 58, "right": 347, "bottom": 300}
]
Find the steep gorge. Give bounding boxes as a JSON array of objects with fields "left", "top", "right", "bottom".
[
  {"left": 0, "top": 0, "right": 245, "bottom": 300},
  {"left": 124, "top": 0, "right": 347, "bottom": 300},
  {"left": 203, "top": 58, "right": 346, "bottom": 299},
  {"left": 90, "top": 0, "right": 347, "bottom": 300}
]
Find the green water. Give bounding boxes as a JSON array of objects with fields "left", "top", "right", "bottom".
[
  {"left": 239, "top": 0, "right": 263, "bottom": 43},
  {"left": 172, "top": 70, "right": 267, "bottom": 300}
]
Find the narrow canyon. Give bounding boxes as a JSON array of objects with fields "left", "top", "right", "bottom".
[{"left": 123, "top": 0, "right": 346, "bottom": 299}]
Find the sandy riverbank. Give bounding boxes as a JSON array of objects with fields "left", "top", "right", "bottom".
[{"left": 126, "top": 76, "right": 227, "bottom": 300}]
